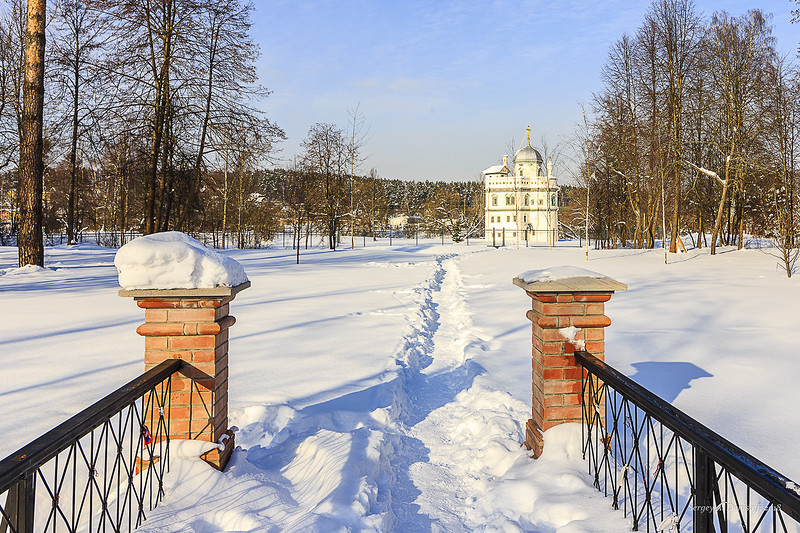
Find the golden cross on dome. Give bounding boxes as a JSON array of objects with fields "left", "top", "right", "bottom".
[{"left": 526, "top": 126, "right": 531, "bottom": 145}]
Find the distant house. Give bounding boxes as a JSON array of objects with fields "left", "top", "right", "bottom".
[
  {"left": 0, "top": 188, "right": 15, "bottom": 227},
  {"left": 483, "top": 127, "right": 559, "bottom": 244},
  {"left": 388, "top": 214, "right": 424, "bottom": 229}
]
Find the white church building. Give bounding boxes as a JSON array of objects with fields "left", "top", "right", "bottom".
[{"left": 483, "top": 127, "right": 559, "bottom": 245}]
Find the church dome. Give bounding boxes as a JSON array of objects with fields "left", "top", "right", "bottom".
[
  {"left": 514, "top": 127, "right": 543, "bottom": 164},
  {"left": 514, "top": 143, "right": 543, "bottom": 164}
]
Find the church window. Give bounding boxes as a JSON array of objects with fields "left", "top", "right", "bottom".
[
  {"left": 492, "top": 195, "right": 497, "bottom": 206},
  {"left": 513, "top": 216, "right": 517, "bottom": 222},
  {"left": 538, "top": 198, "right": 543, "bottom": 205},
  {"left": 506, "top": 195, "right": 515, "bottom": 206},
  {"left": 551, "top": 194, "right": 556, "bottom": 207},
  {"left": 523, "top": 215, "right": 527, "bottom": 222},
  {"left": 507, "top": 216, "right": 511, "bottom": 222},
  {"left": 524, "top": 194, "right": 529, "bottom": 206}
]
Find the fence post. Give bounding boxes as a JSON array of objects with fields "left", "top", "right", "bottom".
[
  {"left": 119, "top": 282, "right": 249, "bottom": 470},
  {"left": 694, "top": 448, "right": 715, "bottom": 533},
  {"left": 0, "top": 472, "right": 35, "bottom": 533},
  {"left": 512, "top": 269, "right": 627, "bottom": 458}
]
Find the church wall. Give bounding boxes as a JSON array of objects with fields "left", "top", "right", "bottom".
[{"left": 482, "top": 145, "right": 558, "bottom": 245}]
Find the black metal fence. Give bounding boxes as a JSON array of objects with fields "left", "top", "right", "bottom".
[
  {"left": 0, "top": 359, "right": 183, "bottom": 533},
  {"left": 487, "top": 227, "right": 583, "bottom": 248},
  {"left": 577, "top": 350, "right": 800, "bottom": 532}
]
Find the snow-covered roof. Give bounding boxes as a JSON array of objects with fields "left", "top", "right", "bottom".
[
  {"left": 114, "top": 231, "right": 249, "bottom": 290},
  {"left": 483, "top": 164, "right": 509, "bottom": 175}
]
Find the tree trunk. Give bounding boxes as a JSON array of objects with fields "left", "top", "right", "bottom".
[
  {"left": 710, "top": 179, "right": 729, "bottom": 255},
  {"left": 697, "top": 211, "right": 703, "bottom": 249},
  {"left": 221, "top": 150, "right": 228, "bottom": 249},
  {"left": 67, "top": 61, "right": 79, "bottom": 245},
  {"left": 296, "top": 219, "right": 300, "bottom": 264},
  {"left": 737, "top": 209, "right": 744, "bottom": 250},
  {"left": 669, "top": 169, "right": 680, "bottom": 253},
  {"left": 18, "top": 0, "right": 46, "bottom": 267}
]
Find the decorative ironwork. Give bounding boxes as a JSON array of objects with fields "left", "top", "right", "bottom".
[
  {"left": 576, "top": 350, "right": 800, "bottom": 532},
  {"left": 0, "top": 359, "right": 184, "bottom": 533}
]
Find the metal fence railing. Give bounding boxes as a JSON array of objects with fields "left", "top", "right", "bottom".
[
  {"left": 576, "top": 350, "right": 800, "bottom": 532},
  {"left": 0, "top": 226, "right": 591, "bottom": 251},
  {"left": 0, "top": 359, "right": 184, "bottom": 533}
]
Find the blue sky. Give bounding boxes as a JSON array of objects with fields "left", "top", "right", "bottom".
[{"left": 251, "top": 0, "right": 799, "bottom": 182}]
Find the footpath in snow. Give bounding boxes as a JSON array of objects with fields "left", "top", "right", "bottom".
[{"left": 134, "top": 251, "right": 628, "bottom": 532}]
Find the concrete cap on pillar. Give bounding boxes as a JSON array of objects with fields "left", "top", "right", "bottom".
[
  {"left": 118, "top": 282, "right": 251, "bottom": 298},
  {"left": 513, "top": 266, "right": 627, "bottom": 293}
]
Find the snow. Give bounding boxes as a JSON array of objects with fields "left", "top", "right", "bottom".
[
  {"left": 558, "top": 326, "right": 585, "bottom": 351},
  {"left": 0, "top": 264, "right": 53, "bottom": 276},
  {"left": 150, "top": 439, "right": 222, "bottom": 458},
  {"left": 114, "top": 231, "right": 248, "bottom": 289},
  {"left": 516, "top": 265, "right": 607, "bottom": 283},
  {"left": 1, "top": 240, "right": 799, "bottom": 531},
  {"left": 483, "top": 164, "right": 507, "bottom": 175}
]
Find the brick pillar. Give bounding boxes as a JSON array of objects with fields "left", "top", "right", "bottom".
[
  {"left": 513, "top": 272, "right": 626, "bottom": 458},
  {"left": 120, "top": 282, "right": 249, "bottom": 470}
]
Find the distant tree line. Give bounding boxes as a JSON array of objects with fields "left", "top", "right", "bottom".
[
  {"left": 266, "top": 164, "right": 483, "bottom": 251},
  {"left": 262, "top": 124, "right": 483, "bottom": 263},
  {"left": 577, "top": 0, "right": 800, "bottom": 274}
]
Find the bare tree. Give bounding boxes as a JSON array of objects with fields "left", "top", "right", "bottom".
[
  {"left": 647, "top": 0, "right": 702, "bottom": 253},
  {"left": 356, "top": 167, "right": 387, "bottom": 241},
  {"left": 302, "top": 123, "right": 348, "bottom": 250},
  {"left": 422, "top": 182, "right": 483, "bottom": 242},
  {"left": 278, "top": 160, "right": 316, "bottom": 263},
  {"left": 703, "top": 10, "right": 773, "bottom": 254},
  {"left": 0, "top": 1, "right": 26, "bottom": 171},
  {"left": 98, "top": 0, "right": 195, "bottom": 234},
  {"left": 761, "top": 57, "right": 799, "bottom": 276},
  {"left": 49, "top": 0, "right": 109, "bottom": 244},
  {"left": 177, "top": 0, "right": 278, "bottom": 230},
  {"left": 346, "top": 103, "right": 367, "bottom": 247}
]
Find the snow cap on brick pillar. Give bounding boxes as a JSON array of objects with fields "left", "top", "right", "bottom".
[
  {"left": 513, "top": 266, "right": 626, "bottom": 458},
  {"left": 115, "top": 231, "right": 249, "bottom": 470}
]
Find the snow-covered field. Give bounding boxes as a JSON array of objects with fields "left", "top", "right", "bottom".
[{"left": 1, "top": 239, "right": 798, "bottom": 531}]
